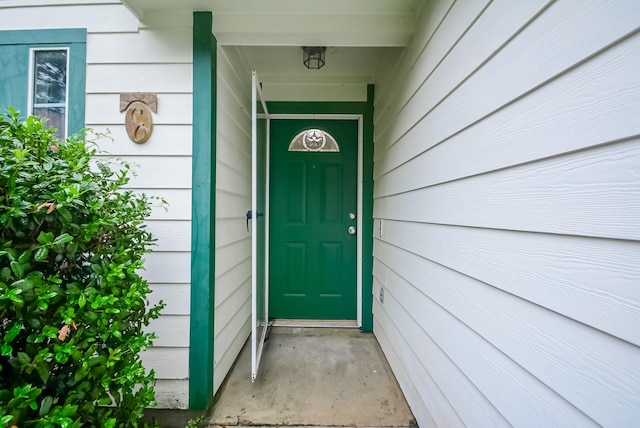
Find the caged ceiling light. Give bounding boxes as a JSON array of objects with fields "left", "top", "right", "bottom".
[{"left": 302, "top": 46, "right": 326, "bottom": 70}]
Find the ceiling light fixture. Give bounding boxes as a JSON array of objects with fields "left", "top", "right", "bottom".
[{"left": 302, "top": 46, "right": 326, "bottom": 70}]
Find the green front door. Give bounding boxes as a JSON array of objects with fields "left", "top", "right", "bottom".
[{"left": 270, "top": 119, "right": 358, "bottom": 320}]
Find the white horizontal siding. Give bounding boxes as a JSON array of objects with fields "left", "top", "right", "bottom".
[
  {"left": 216, "top": 161, "right": 252, "bottom": 196},
  {"left": 141, "top": 347, "right": 189, "bottom": 379},
  {"left": 216, "top": 190, "right": 251, "bottom": 220},
  {"left": 145, "top": 220, "right": 191, "bottom": 252},
  {"left": 92, "top": 125, "right": 192, "bottom": 156},
  {"left": 376, "top": 0, "right": 638, "bottom": 161},
  {"left": 383, "top": 221, "right": 640, "bottom": 346},
  {"left": 373, "top": 0, "right": 640, "bottom": 426},
  {"left": 86, "top": 64, "right": 192, "bottom": 94},
  {"left": 216, "top": 218, "right": 250, "bottom": 248},
  {"left": 374, "top": 290, "right": 512, "bottom": 427},
  {"left": 85, "top": 93, "right": 192, "bottom": 124},
  {"left": 213, "top": 45, "right": 253, "bottom": 395},
  {"left": 373, "top": 316, "right": 436, "bottom": 427},
  {"left": 375, "top": 45, "right": 640, "bottom": 198},
  {"left": 146, "top": 315, "right": 190, "bottom": 348},
  {"left": 87, "top": 15, "right": 193, "bottom": 406},
  {"left": 148, "top": 284, "right": 190, "bottom": 315},
  {"left": 117, "top": 156, "right": 192, "bottom": 189},
  {"left": 375, "top": 139, "right": 640, "bottom": 240},
  {"left": 143, "top": 189, "right": 192, "bottom": 221},
  {"left": 0, "top": 4, "right": 139, "bottom": 32},
  {"left": 143, "top": 252, "right": 191, "bottom": 284},
  {"left": 87, "top": 27, "right": 193, "bottom": 64}
]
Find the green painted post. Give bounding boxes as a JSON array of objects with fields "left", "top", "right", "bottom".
[
  {"left": 361, "top": 84, "right": 375, "bottom": 332},
  {"left": 189, "top": 11, "right": 216, "bottom": 410}
]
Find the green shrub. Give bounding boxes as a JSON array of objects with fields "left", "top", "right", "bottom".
[{"left": 0, "top": 108, "right": 164, "bottom": 427}]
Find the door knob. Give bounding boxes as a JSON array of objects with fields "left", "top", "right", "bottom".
[{"left": 348, "top": 226, "right": 356, "bottom": 235}]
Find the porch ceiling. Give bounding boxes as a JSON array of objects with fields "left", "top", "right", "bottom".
[{"left": 121, "top": 0, "right": 421, "bottom": 90}]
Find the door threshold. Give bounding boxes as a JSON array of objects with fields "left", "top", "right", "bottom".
[{"left": 271, "top": 319, "right": 359, "bottom": 328}]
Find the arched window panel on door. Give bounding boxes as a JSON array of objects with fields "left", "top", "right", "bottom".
[{"left": 288, "top": 129, "right": 340, "bottom": 152}]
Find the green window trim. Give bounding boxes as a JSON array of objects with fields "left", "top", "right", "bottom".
[{"left": 0, "top": 28, "right": 86, "bottom": 135}]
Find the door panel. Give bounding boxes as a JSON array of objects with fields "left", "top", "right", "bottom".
[{"left": 270, "top": 119, "right": 358, "bottom": 320}]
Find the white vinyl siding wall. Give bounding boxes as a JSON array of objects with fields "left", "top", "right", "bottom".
[
  {"left": 89, "top": 17, "right": 193, "bottom": 410},
  {"left": 0, "top": 3, "right": 193, "bottom": 409},
  {"left": 214, "top": 45, "right": 253, "bottom": 394},
  {"left": 372, "top": 0, "right": 640, "bottom": 426}
]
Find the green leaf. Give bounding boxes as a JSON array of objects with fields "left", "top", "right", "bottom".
[
  {"left": 0, "top": 267, "right": 10, "bottom": 282},
  {"left": 87, "top": 355, "right": 106, "bottom": 367},
  {"left": 78, "top": 293, "right": 86, "bottom": 308},
  {"left": 39, "top": 395, "right": 54, "bottom": 416},
  {"left": 27, "top": 317, "right": 42, "bottom": 329},
  {"left": 12, "top": 274, "right": 40, "bottom": 293},
  {"left": 4, "top": 322, "right": 21, "bottom": 343},
  {"left": 6, "top": 288, "right": 23, "bottom": 304},
  {"left": 58, "top": 417, "right": 73, "bottom": 428},
  {"left": 13, "top": 148, "right": 28, "bottom": 162},
  {"left": 1, "top": 343, "right": 12, "bottom": 356},
  {"left": 2, "top": 248, "right": 17, "bottom": 262},
  {"left": 48, "top": 275, "right": 63, "bottom": 285},
  {"left": 10, "top": 260, "right": 25, "bottom": 279},
  {"left": 98, "top": 397, "right": 112, "bottom": 406},
  {"left": 36, "top": 362, "right": 50, "bottom": 384},
  {"left": 17, "top": 351, "right": 31, "bottom": 365},
  {"left": 57, "top": 206, "right": 73, "bottom": 223},
  {"left": 0, "top": 415, "right": 13, "bottom": 425},
  {"left": 42, "top": 325, "right": 58, "bottom": 338},
  {"left": 18, "top": 249, "right": 32, "bottom": 264},
  {"left": 40, "top": 291, "right": 58, "bottom": 300},
  {"left": 65, "top": 242, "right": 78, "bottom": 257},
  {"left": 35, "top": 246, "right": 49, "bottom": 261},
  {"left": 53, "top": 233, "right": 73, "bottom": 245},
  {"left": 37, "top": 231, "right": 54, "bottom": 245}
]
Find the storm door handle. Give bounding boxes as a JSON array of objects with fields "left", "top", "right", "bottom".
[{"left": 246, "top": 210, "right": 264, "bottom": 231}]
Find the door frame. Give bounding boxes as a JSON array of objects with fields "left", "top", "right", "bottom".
[{"left": 269, "top": 113, "right": 364, "bottom": 327}]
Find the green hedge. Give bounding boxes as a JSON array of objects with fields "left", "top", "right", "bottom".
[{"left": 0, "top": 108, "right": 164, "bottom": 427}]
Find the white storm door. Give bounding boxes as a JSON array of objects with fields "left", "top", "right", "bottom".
[{"left": 251, "top": 70, "right": 270, "bottom": 381}]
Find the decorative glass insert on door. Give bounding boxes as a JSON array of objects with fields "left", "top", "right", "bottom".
[
  {"left": 31, "top": 49, "right": 68, "bottom": 138},
  {"left": 288, "top": 129, "right": 340, "bottom": 152}
]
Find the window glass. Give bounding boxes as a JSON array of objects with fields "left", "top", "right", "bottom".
[
  {"left": 32, "top": 49, "right": 68, "bottom": 138},
  {"left": 288, "top": 129, "right": 340, "bottom": 152}
]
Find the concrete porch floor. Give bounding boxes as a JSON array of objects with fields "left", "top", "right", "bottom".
[{"left": 208, "top": 327, "right": 416, "bottom": 427}]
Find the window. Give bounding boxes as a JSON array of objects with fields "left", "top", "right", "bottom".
[
  {"left": 30, "top": 49, "right": 69, "bottom": 138},
  {"left": 0, "top": 29, "right": 86, "bottom": 138},
  {"left": 288, "top": 129, "right": 340, "bottom": 152}
]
